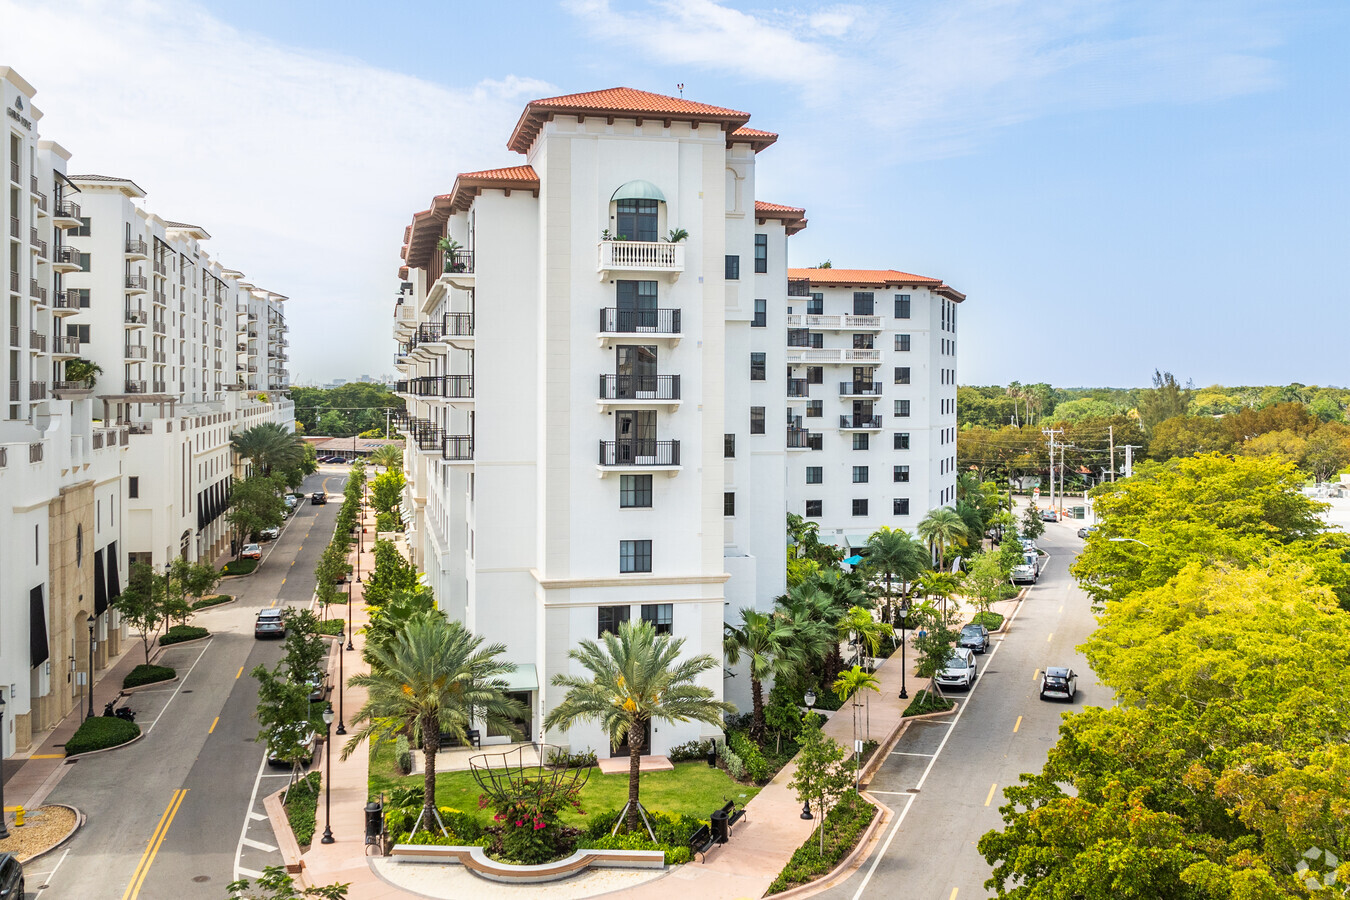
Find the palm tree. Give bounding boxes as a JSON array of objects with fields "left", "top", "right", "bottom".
[
  {"left": 64, "top": 357, "right": 103, "bottom": 388},
  {"left": 776, "top": 581, "right": 838, "bottom": 685},
  {"left": 917, "top": 571, "right": 963, "bottom": 626},
  {"left": 837, "top": 605, "right": 885, "bottom": 662},
  {"left": 342, "top": 615, "right": 524, "bottom": 831},
  {"left": 832, "top": 664, "right": 881, "bottom": 754},
  {"left": 369, "top": 444, "right": 403, "bottom": 471},
  {"left": 544, "top": 619, "right": 732, "bottom": 833},
  {"left": 724, "top": 607, "right": 801, "bottom": 743},
  {"left": 230, "top": 422, "right": 304, "bottom": 477},
  {"left": 916, "top": 507, "right": 969, "bottom": 571},
  {"left": 861, "top": 527, "right": 928, "bottom": 625}
]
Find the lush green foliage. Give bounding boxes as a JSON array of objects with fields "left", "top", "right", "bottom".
[
  {"left": 283, "top": 772, "right": 321, "bottom": 846},
  {"left": 726, "top": 730, "right": 772, "bottom": 784},
  {"left": 65, "top": 715, "right": 140, "bottom": 754},
  {"left": 361, "top": 540, "right": 421, "bottom": 606},
  {"left": 228, "top": 474, "right": 289, "bottom": 552},
  {"left": 901, "top": 691, "right": 955, "bottom": 717},
  {"left": 291, "top": 383, "right": 402, "bottom": 437},
  {"left": 225, "top": 864, "right": 348, "bottom": 900},
  {"left": 114, "top": 561, "right": 170, "bottom": 663},
  {"left": 221, "top": 559, "right": 258, "bottom": 576},
  {"left": 191, "top": 594, "right": 233, "bottom": 610},
  {"left": 124, "top": 664, "right": 176, "bottom": 689},
  {"left": 159, "top": 624, "right": 209, "bottom": 645},
  {"left": 368, "top": 469, "right": 404, "bottom": 519},
  {"left": 576, "top": 830, "right": 692, "bottom": 865},
  {"left": 767, "top": 795, "right": 876, "bottom": 894},
  {"left": 724, "top": 606, "right": 801, "bottom": 742}
]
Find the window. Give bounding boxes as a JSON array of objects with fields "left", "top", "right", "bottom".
[
  {"left": 754, "top": 234, "right": 768, "bottom": 273},
  {"left": 894, "top": 367, "right": 910, "bottom": 385},
  {"left": 852, "top": 333, "right": 874, "bottom": 349},
  {"left": 807, "top": 293, "right": 823, "bottom": 315},
  {"left": 75, "top": 288, "right": 90, "bottom": 308},
  {"left": 894, "top": 465, "right": 910, "bottom": 483},
  {"left": 805, "top": 500, "right": 822, "bottom": 518},
  {"left": 895, "top": 334, "right": 911, "bottom": 351},
  {"left": 620, "top": 540, "right": 652, "bottom": 573},
  {"left": 809, "top": 332, "right": 823, "bottom": 349},
  {"left": 620, "top": 474, "right": 652, "bottom": 508},
  {"left": 750, "top": 352, "right": 766, "bottom": 381},
  {"left": 725, "top": 255, "right": 740, "bottom": 280},
  {"left": 641, "top": 603, "right": 673, "bottom": 635},
  {"left": 750, "top": 407, "right": 765, "bottom": 434},
  {"left": 128, "top": 476, "right": 139, "bottom": 498},
  {"left": 806, "top": 467, "right": 823, "bottom": 484},
  {"left": 852, "top": 499, "right": 868, "bottom": 516},
  {"left": 67, "top": 323, "right": 91, "bottom": 343},
  {"left": 598, "top": 605, "right": 630, "bottom": 637},
  {"left": 806, "top": 400, "right": 822, "bottom": 418},
  {"left": 72, "top": 216, "right": 92, "bottom": 236},
  {"left": 893, "top": 498, "right": 910, "bottom": 516},
  {"left": 724, "top": 434, "right": 736, "bottom": 458},
  {"left": 724, "top": 492, "right": 736, "bottom": 516},
  {"left": 894, "top": 294, "right": 911, "bottom": 318},
  {"left": 853, "top": 433, "right": 870, "bottom": 450},
  {"left": 853, "top": 292, "right": 874, "bottom": 315},
  {"left": 853, "top": 466, "right": 869, "bottom": 483},
  {"left": 806, "top": 367, "right": 823, "bottom": 385},
  {"left": 752, "top": 298, "right": 767, "bottom": 327},
  {"left": 616, "top": 198, "right": 659, "bottom": 242},
  {"left": 77, "top": 252, "right": 92, "bottom": 272},
  {"left": 893, "top": 432, "right": 910, "bottom": 450},
  {"left": 895, "top": 400, "right": 911, "bottom": 417}
]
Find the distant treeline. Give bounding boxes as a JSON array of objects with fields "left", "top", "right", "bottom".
[{"left": 291, "top": 383, "right": 404, "bottom": 437}]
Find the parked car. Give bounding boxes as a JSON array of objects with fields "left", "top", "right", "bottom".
[
  {"left": 0, "top": 853, "right": 23, "bottom": 900},
  {"left": 1019, "top": 538, "right": 1037, "bottom": 553},
  {"left": 1040, "top": 508, "right": 1058, "bottom": 522},
  {"left": 303, "top": 673, "right": 329, "bottom": 703},
  {"left": 1076, "top": 525, "right": 1097, "bottom": 539},
  {"left": 311, "top": 491, "right": 327, "bottom": 505},
  {"left": 254, "top": 608, "right": 286, "bottom": 639},
  {"left": 266, "top": 723, "right": 318, "bottom": 768},
  {"left": 935, "top": 647, "right": 978, "bottom": 690},
  {"left": 1040, "top": 666, "right": 1078, "bottom": 701},
  {"left": 958, "top": 623, "right": 990, "bottom": 654},
  {"left": 1012, "top": 552, "right": 1040, "bottom": 584},
  {"left": 240, "top": 543, "right": 262, "bottom": 560},
  {"left": 260, "top": 526, "right": 280, "bottom": 541}
]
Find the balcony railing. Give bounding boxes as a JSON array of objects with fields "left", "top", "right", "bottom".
[
  {"left": 126, "top": 238, "right": 149, "bottom": 257},
  {"left": 52, "top": 244, "right": 81, "bottom": 267},
  {"left": 840, "top": 381, "right": 882, "bottom": 396},
  {"left": 787, "top": 328, "right": 810, "bottom": 347},
  {"left": 599, "top": 374, "right": 680, "bottom": 401},
  {"left": 125, "top": 344, "right": 147, "bottom": 359},
  {"left": 153, "top": 350, "right": 166, "bottom": 363},
  {"left": 443, "top": 435, "right": 473, "bottom": 461},
  {"left": 153, "top": 260, "right": 167, "bottom": 276},
  {"left": 599, "top": 308, "right": 681, "bottom": 335},
  {"left": 52, "top": 334, "right": 79, "bottom": 354},
  {"left": 125, "top": 274, "right": 148, "bottom": 291},
  {"left": 597, "top": 240, "right": 685, "bottom": 276},
  {"left": 8, "top": 380, "right": 18, "bottom": 400},
  {"left": 442, "top": 250, "right": 474, "bottom": 274},
  {"left": 7, "top": 325, "right": 18, "bottom": 348},
  {"left": 406, "top": 374, "right": 474, "bottom": 399},
  {"left": 416, "top": 323, "right": 444, "bottom": 344},
  {"left": 29, "top": 442, "right": 43, "bottom": 462},
  {"left": 599, "top": 439, "right": 681, "bottom": 467},
  {"left": 444, "top": 312, "right": 474, "bottom": 337},
  {"left": 125, "top": 308, "right": 147, "bottom": 324},
  {"left": 52, "top": 380, "right": 89, "bottom": 393},
  {"left": 152, "top": 319, "right": 166, "bottom": 335},
  {"left": 30, "top": 228, "right": 47, "bottom": 257},
  {"left": 787, "top": 378, "right": 809, "bottom": 398},
  {"left": 29, "top": 331, "right": 45, "bottom": 351},
  {"left": 30, "top": 381, "right": 47, "bottom": 400},
  {"left": 786, "top": 347, "right": 882, "bottom": 364},
  {"left": 53, "top": 289, "right": 78, "bottom": 311},
  {"left": 9, "top": 159, "right": 18, "bottom": 184},
  {"left": 787, "top": 427, "right": 812, "bottom": 448},
  {"left": 839, "top": 415, "right": 883, "bottom": 430},
  {"left": 54, "top": 199, "right": 80, "bottom": 220},
  {"left": 29, "top": 280, "right": 47, "bottom": 304},
  {"left": 152, "top": 380, "right": 167, "bottom": 393},
  {"left": 125, "top": 380, "right": 147, "bottom": 394},
  {"left": 8, "top": 215, "right": 18, "bottom": 238},
  {"left": 788, "top": 277, "right": 811, "bottom": 297}
]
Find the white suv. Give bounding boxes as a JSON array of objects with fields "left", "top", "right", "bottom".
[{"left": 936, "top": 647, "right": 978, "bottom": 690}]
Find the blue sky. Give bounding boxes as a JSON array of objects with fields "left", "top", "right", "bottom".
[{"left": 4, "top": 0, "right": 1346, "bottom": 387}]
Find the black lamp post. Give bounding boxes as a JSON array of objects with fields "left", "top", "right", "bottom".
[
  {"left": 800, "top": 690, "right": 817, "bottom": 820},
  {"left": 893, "top": 607, "right": 909, "bottom": 700},
  {"left": 320, "top": 702, "right": 336, "bottom": 844},
  {"left": 0, "top": 693, "right": 9, "bottom": 840},
  {"left": 87, "top": 619, "right": 95, "bottom": 721},
  {"left": 335, "top": 629, "right": 346, "bottom": 736},
  {"left": 346, "top": 579, "right": 355, "bottom": 651}
]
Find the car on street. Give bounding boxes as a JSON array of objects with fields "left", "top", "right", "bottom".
[
  {"left": 254, "top": 608, "right": 286, "bottom": 639},
  {"left": 1076, "top": 525, "right": 1097, "bottom": 539},
  {"left": 303, "top": 673, "right": 329, "bottom": 703},
  {"left": 958, "top": 623, "right": 990, "bottom": 654},
  {"left": 1012, "top": 552, "right": 1040, "bottom": 584},
  {"left": 266, "top": 723, "right": 318, "bottom": 768},
  {"left": 311, "top": 491, "right": 327, "bottom": 505},
  {"left": 260, "top": 526, "right": 280, "bottom": 541},
  {"left": 0, "top": 853, "right": 23, "bottom": 900},
  {"left": 1019, "top": 538, "right": 1037, "bottom": 553},
  {"left": 1040, "top": 666, "right": 1078, "bottom": 701},
  {"left": 1040, "top": 508, "right": 1058, "bottom": 522},
  {"left": 240, "top": 543, "right": 262, "bottom": 560},
  {"left": 935, "top": 647, "right": 978, "bottom": 690}
]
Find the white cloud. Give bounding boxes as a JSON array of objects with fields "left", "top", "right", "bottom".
[{"left": 0, "top": 0, "right": 552, "bottom": 382}]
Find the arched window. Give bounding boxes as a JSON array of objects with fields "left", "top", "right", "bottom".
[{"left": 611, "top": 181, "right": 665, "bottom": 243}]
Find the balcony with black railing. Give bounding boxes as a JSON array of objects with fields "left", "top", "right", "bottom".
[
  {"left": 442, "top": 249, "right": 474, "bottom": 275},
  {"left": 788, "top": 277, "right": 811, "bottom": 297},
  {"left": 839, "top": 415, "right": 883, "bottom": 430},
  {"left": 787, "top": 378, "right": 809, "bottom": 398},
  {"left": 839, "top": 381, "right": 882, "bottom": 397},
  {"left": 125, "top": 238, "right": 149, "bottom": 258},
  {"left": 443, "top": 312, "right": 474, "bottom": 345},
  {"left": 599, "top": 308, "right": 681, "bottom": 336},
  {"left": 598, "top": 439, "right": 681, "bottom": 468},
  {"left": 787, "top": 427, "right": 812, "bottom": 449},
  {"left": 52, "top": 244, "right": 82, "bottom": 271},
  {"left": 125, "top": 274, "right": 148, "bottom": 292},
  {"left": 787, "top": 328, "right": 810, "bottom": 347},
  {"left": 442, "top": 435, "right": 473, "bottom": 461},
  {"left": 125, "top": 344, "right": 147, "bottom": 359},
  {"left": 53, "top": 199, "right": 81, "bottom": 226},
  {"left": 125, "top": 307, "right": 147, "bottom": 325},
  {"left": 125, "top": 380, "right": 147, "bottom": 394},
  {"left": 598, "top": 374, "right": 680, "bottom": 402}
]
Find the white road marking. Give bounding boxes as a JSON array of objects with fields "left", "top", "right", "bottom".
[
  {"left": 242, "top": 837, "right": 277, "bottom": 852},
  {"left": 144, "top": 640, "right": 213, "bottom": 735},
  {"left": 889, "top": 751, "right": 935, "bottom": 758},
  {"left": 235, "top": 866, "right": 265, "bottom": 880},
  {"left": 248, "top": 811, "right": 267, "bottom": 822},
  {"left": 31, "top": 848, "right": 70, "bottom": 897},
  {"left": 234, "top": 751, "right": 276, "bottom": 881}
]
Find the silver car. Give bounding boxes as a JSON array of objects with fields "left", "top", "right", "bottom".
[{"left": 936, "top": 648, "right": 978, "bottom": 690}]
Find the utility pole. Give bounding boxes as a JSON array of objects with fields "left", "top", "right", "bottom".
[
  {"left": 1123, "top": 444, "right": 1141, "bottom": 479},
  {"left": 1108, "top": 425, "right": 1115, "bottom": 482},
  {"left": 1042, "top": 428, "right": 1063, "bottom": 512},
  {"left": 385, "top": 407, "right": 391, "bottom": 439}
]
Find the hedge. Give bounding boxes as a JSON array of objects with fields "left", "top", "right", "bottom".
[
  {"left": 284, "top": 772, "right": 321, "bottom": 846},
  {"left": 221, "top": 559, "right": 257, "bottom": 576},
  {"left": 315, "top": 618, "right": 346, "bottom": 636},
  {"left": 972, "top": 610, "right": 1005, "bottom": 630},
  {"left": 902, "top": 690, "right": 955, "bottom": 717},
  {"left": 191, "top": 594, "right": 233, "bottom": 610},
  {"left": 65, "top": 716, "right": 140, "bottom": 755},
  {"left": 160, "top": 624, "right": 209, "bottom": 645},
  {"left": 766, "top": 795, "right": 877, "bottom": 893},
  {"left": 124, "top": 664, "right": 176, "bottom": 689}
]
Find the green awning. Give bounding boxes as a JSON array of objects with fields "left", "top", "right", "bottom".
[
  {"left": 502, "top": 664, "right": 538, "bottom": 693},
  {"left": 845, "top": 534, "right": 872, "bottom": 548},
  {"left": 610, "top": 180, "right": 666, "bottom": 203}
]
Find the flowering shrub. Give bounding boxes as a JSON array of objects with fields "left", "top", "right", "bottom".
[{"left": 479, "top": 774, "right": 585, "bottom": 864}]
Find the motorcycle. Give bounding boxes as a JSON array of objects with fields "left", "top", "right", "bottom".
[{"left": 102, "top": 701, "right": 136, "bottom": 722}]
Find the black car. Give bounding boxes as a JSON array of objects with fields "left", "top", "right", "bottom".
[
  {"left": 0, "top": 853, "right": 22, "bottom": 900},
  {"left": 958, "top": 623, "right": 990, "bottom": 654},
  {"left": 1040, "top": 666, "right": 1078, "bottom": 701},
  {"left": 310, "top": 491, "right": 327, "bottom": 505}
]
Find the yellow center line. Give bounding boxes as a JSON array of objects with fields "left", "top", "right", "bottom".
[
  {"left": 984, "top": 783, "right": 998, "bottom": 806},
  {"left": 280, "top": 578, "right": 286, "bottom": 585},
  {"left": 209, "top": 717, "right": 219, "bottom": 734},
  {"left": 121, "top": 788, "right": 187, "bottom": 900},
  {"left": 270, "top": 600, "right": 276, "bottom": 608},
  {"left": 950, "top": 889, "right": 959, "bottom": 900},
  {"left": 1047, "top": 632, "right": 1054, "bottom": 642},
  {"left": 29, "top": 754, "right": 63, "bottom": 759},
  {"left": 1013, "top": 715, "right": 1022, "bottom": 733},
  {"left": 1032, "top": 668, "right": 1040, "bottom": 681},
  {"left": 236, "top": 666, "right": 244, "bottom": 679}
]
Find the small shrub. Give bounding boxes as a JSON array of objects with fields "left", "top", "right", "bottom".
[
  {"left": 577, "top": 831, "right": 691, "bottom": 865},
  {"left": 668, "top": 739, "right": 715, "bottom": 762},
  {"left": 395, "top": 735, "right": 412, "bottom": 775},
  {"left": 221, "top": 558, "right": 257, "bottom": 576},
  {"left": 766, "top": 795, "right": 877, "bottom": 894},
  {"left": 190, "top": 594, "right": 233, "bottom": 610},
  {"left": 284, "top": 772, "right": 321, "bottom": 846},
  {"left": 717, "top": 741, "right": 746, "bottom": 781},
  {"left": 65, "top": 716, "right": 139, "bottom": 755},
  {"left": 376, "top": 510, "right": 403, "bottom": 533},
  {"left": 315, "top": 617, "right": 346, "bottom": 636},
  {"left": 123, "top": 664, "right": 176, "bottom": 689},
  {"left": 728, "top": 731, "right": 772, "bottom": 784},
  {"left": 972, "top": 611, "right": 1005, "bottom": 630},
  {"left": 902, "top": 690, "right": 955, "bottom": 717},
  {"left": 159, "top": 624, "right": 209, "bottom": 645},
  {"left": 547, "top": 747, "right": 598, "bottom": 769}
]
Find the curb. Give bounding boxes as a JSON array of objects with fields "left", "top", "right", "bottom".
[
  {"left": 190, "top": 596, "right": 237, "bottom": 612},
  {"left": 156, "top": 633, "right": 212, "bottom": 650},
  {"left": 14, "top": 803, "right": 86, "bottom": 864},
  {"left": 120, "top": 674, "right": 179, "bottom": 694},
  {"left": 764, "top": 797, "right": 885, "bottom": 899},
  {"left": 264, "top": 784, "right": 307, "bottom": 876},
  {"left": 900, "top": 699, "right": 961, "bottom": 723},
  {"left": 62, "top": 728, "right": 145, "bottom": 761}
]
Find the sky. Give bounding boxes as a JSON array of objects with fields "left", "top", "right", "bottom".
[{"left": 2, "top": 0, "right": 1346, "bottom": 388}]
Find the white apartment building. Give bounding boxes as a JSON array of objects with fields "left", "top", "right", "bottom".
[
  {"left": 1, "top": 67, "right": 294, "bottom": 759},
  {"left": 785, "top": 268, "right": 963, "bottom": 548},
  {"left": 391, "top": 88, "right": 800, "bottom": 755}
]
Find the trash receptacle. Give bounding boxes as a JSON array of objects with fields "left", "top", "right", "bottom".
[
  {"left": 365, "top": 800, "right": 384, "bottom": 845},
  {"left": 711, "top": 809, "right": 730, "bottom": 844}
]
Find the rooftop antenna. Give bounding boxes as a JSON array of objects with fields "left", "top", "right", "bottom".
[{"left": 676, "top": 83, "right": 684, "bottom": 97}]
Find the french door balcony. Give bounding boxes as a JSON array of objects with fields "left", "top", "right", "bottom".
[
  {"left": 598, "top": 374, "right": 680, "bottom": 404},
  {"left": 839, "top": 415, "right": 883, "bottom": 430},
  {"left": 598, "top": 308, "right": 681, "bottom": 343},
  {"left": 598, "top": 439, "right": 681, "bottom": 471},
  {"left": 839, "top": 381, "right": 882, "bottom": 397}
]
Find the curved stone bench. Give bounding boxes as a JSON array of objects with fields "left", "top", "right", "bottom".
[{"left": 389, "top": 844, "right": 665, "bottom": 883}]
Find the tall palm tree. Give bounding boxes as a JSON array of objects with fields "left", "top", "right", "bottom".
[
  {"left": 724, "top": 607, "right": 801, "bottom": 743},
  {"left": 545, "top": 619, "right": 732, "bottom": 833},
  {"left": 342, "top": 615, "right": 524, "bottom": 831},
  {"left": 916, "top": 571, "right": 963, "bottom": 626},
  {"left": 916, "top": 507, "right": 969, "bottom": 571},
  {"left": 832, "top": 664, "right": 881, "bottom": 749},
  {"left": 231, "top": 422, "right": 304, "bottom": 476},
  {"left": 776, "top": 581, "right": 838, "bottom": 685},
  {"left": 369, "top": 444, "right": 403, "bottom": 471},
  {"left": 861, "top": 527, "right": 929, "bottom": 624}
]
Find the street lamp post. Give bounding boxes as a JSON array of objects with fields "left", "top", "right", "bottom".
[
  {"left": 346, "top": 579, "right": 355, "bottom": 651},
  {"left": 87, "top": 619, "right": 95, "bottom": 721},
  {"left": 800, "top": 690, "right": 817, "bottom": 820},
  {"left": 335, "top": 628, "right": 346, "bottom": 736},
  {"left": 0, "top": 693, "right": 9, "bottom": 840},
  {"left": 320, "top": 702, "right": 336, "bottom": 844},
  {"left": 893, "top": 607, "right": 909, "bottom": 700}
]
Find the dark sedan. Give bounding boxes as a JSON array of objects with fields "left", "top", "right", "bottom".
[
  {"left": 958, "top": 623, "right": 990, "bottom": 654},
  {"left": 1040, "top": 666, "right": 1078, "bottom": 701}
]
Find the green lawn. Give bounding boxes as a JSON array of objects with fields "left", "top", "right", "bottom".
[{"left": 369, "top": 744, "right": 758, "bottom": 826}]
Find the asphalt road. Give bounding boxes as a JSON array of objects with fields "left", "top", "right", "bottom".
[
  {"left": 36, "top": 467, "right": 347, "bottom": 900},
  {"left": 816, "top": 518, "right": 1102, "bottom": 900}
]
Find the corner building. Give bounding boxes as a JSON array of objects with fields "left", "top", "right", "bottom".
[{"left": 393, "top": 89, "right": 797, "bottom": 756}]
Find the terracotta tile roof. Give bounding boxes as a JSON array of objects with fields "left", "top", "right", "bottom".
[
  {"left": 402, "top": 167, "right": 541, "bottom": 271},
  {"left": 509, "top": 87, "right": 751, "bottom": 153},
  {"left": 789, "top": 267, "right": 947, "bottom": 289},
  {"left": 728, "top": 126, "right": 778, "bottom": 152},
  {"left": 755, "top": 201, "right": 808, "bottom": 235}
]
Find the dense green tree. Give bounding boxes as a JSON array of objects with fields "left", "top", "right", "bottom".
[
  {"left": 231, "top": 423, "right": 304, "bottom": 477},
  {"left": 114, "top": 562, "right": 170, "bottom": 664},
  {"left": 1148, "top": 415, "right": 1235, "bottom": 461},
  {"left": 1137, "top": 370, "right": 1194, "bottom": 435},
  {"left": 860, "top": 526, "right": 929, "bottom": 623},
  {"left": 369, "top": 469, "right": 404, "bottom": 518},
  {"left": 362, "top": 540, "right": 420, "bottom": 606},
  {"left": 368, "top": 444, "right": 403, "bottom": 470},
  {"left": 1302, "top": 426, "right": 1350, "bottom": 482},
  {"left": 723, "top": 607, "right": 802, "bottom": 742},
  {"left": 227, "top": 474, "right": 289, "bottom": 555}
]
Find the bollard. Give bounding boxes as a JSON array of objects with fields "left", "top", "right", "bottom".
[{"left": 14, "top": 806, "right": 25, "bottom": 827}]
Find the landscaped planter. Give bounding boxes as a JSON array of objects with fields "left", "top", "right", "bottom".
[{"left": 389, "top": 844, "right": 665, "bottom": 883}]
